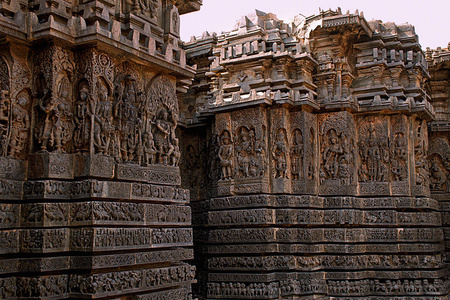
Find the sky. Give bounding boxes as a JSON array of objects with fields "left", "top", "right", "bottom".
[{"left": 180, "top": 0, "right": 450, "bottom": 50}]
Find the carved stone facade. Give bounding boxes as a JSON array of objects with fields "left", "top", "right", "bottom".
[
  {"left": 1, "top": 3, "right": 450, "bottom": 299},
  {"left": 427, "top": 44, "right": 450, "bottom": 275},
  {"left": 0, "top": 0, "right": 200, "bottom": 299},
  {"left": 181, "top": 9, "right": 450, "bottom": 299}
]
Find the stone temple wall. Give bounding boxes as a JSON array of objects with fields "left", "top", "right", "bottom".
[
  {"left": 0, "top": 0, "right": 201, "bottom": 299},
  {"left": 0, "top": 2, "right": 449, "bottom": 300},
  {"left": 427, "top": 44, "right": 450, "bottom": 280},
  {"left": 181, "top": 9, "right": 450, "bottom": 299}
]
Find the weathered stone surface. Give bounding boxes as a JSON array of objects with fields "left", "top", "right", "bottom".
[
  {"left": 1, "top": 1, "right": 450, "bottom": 299},
  {"left": 180, "top": 8, "right": 450, "bottom": 300},
  {"left": 0, "top": 0, "right": 199, "bottom": 298}
]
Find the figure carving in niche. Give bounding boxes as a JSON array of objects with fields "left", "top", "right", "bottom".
[
  {"left": 74, "top": 83, "right": 92, "bottom": 152},
  {"left": 255, "top": 129, "right": 266, "bottom": 177},
  {"left": 172, "top": 11, "right": 179, "bottom": 35},
  {"left": 153, "top": 106, "right": 175, "bottom": 165},
  {"left": 429, "top": 155, "right": 449, "bottom": 191},
  {"left": 358, "top": 121, "right": 389, "bottom": 182},
  {"left": 218, "top": 130, "right": 233, "bottom": 180},
  {"left": 235, "top": 127, "right": 252, "bottom": 178},
  {"left": 290, "top": 129, "right": 304, "bottom": 180},
  {"left": 171, "top": 138, "right": 181, "bottom": 167},
  {"left": 272, "top": 128, "right": 288, "bottom": 179},
  {"left": 8, "top": 91, "right": 30, "bottom": 158},
  {"left": 0, "top": 90, "right": 10, "bottom": 156},
  {"left": 94, "top": 81, "right": 114, "bottom": 155},
  {"left": 248, "top": 128, "right": 259, "bottom": 176},
  {"left": 321, "top": 129, "right": 343, "bottom": 181},
  {"left": 414, "top": 121, "right": 429, "bottom": 186},
  {"left": 391, "top": 132, "right": 407, "bottom": 181},
  {"left": 114, "top": 79, "right": 139, "bottom": 162},
  {"left": 130, "top": 0, "right": 159, "bottom": 18},
  {"left": 143, "top": 131, "right": 156, "bottom": 165},
  {"left": 37, "top": 76, "right": 74, "bottom": 152},
  {"left": 111, "top": 135, "right": 121, "bottom": 162}
]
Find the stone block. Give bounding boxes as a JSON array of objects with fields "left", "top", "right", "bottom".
[
  {"left": 0, "top": 157, "right": 27, "bottom": 181},
  {"left": 115, "top": 163, "right": 181, "bottom": 186},
  {"left": 272, "top": 177, "right": 291, "bottom": 194},
  {"left": 73, "top": 153, "right": 115, "bottom": 179},
  {"left": 28, "top": 152, "right": 74, "bottom": 180}
]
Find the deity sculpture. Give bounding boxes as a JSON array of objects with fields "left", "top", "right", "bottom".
[
  {"left": 171, "top": 137, "right": 181, "bottom": 167},
  {"left": 290, "top": 129, "right": 304, "bottom": 180},
  {"left": 94, "top": 82, "right": 114, "bottom": 155},
  {"left": 272, "top": 128, "right": 288, "bottom": 178},
  {"left": 430, "top": 156, "right": 449, "bottom": 191},
  {"left": 114, "top": 80, "right": 139, "bottom": 161},
  {"left": 391, "top": 132, "right": 407, "bottom": 181},
  {"left": 73, "top": 83, "right": 92, "bottom": 152},
  {"left": 130, "top": 0, "right": 158, "bottom": 18},
  {"left": 358, "top": 122, "right": 388, "bottom": 182},
  {"left": 143, "top": 131, "right": 156, "bottom": 165},
  {"left": 218, "top": 130, "right": 233, "bottom": 180},
  {"left": 153, "top": 107, "right": 175, "bottom": 165},
  {"left": 322, "top": 129, "right": 343, "bottom": 180},
  {"left": 254, "top": 130, "right": 266, "bottom": 177},
  {"left": 235, "top": 127, "right": 252, "bottom": 178},
  {"left": 8, "top": 92, "right": 29, "bottom": 158},
  {"left": 37, "top": 77, "right": 74, "bottom": 152}
]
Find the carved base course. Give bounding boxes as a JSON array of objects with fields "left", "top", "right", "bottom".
[{"left": 0, "top": 155, "right": 195, "bottom": 299}]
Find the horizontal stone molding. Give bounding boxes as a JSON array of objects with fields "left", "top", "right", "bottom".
[
  {"left": 0, "top": 249, "right": 194, "bottom": 275},
  {"left": 69, "top": 265, "right": 196, "bottom": 297},
  {"left": 205, "top": 195, "right": 440, "bottom": 211},
  {"left": 204, "top": 227, "right": 443, "bottom": 244},
  {"left": 207, "top": 254, "right": 443, "bottom": 271},
  {"left": 204, "top": 243, "right": 444, "bottom": 255}
]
